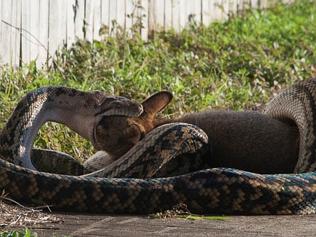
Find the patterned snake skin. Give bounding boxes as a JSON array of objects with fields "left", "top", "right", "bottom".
[{"left": 1, "top": 80, "right": 316, "bottom": 214}]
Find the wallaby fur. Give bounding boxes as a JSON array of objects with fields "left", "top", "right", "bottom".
[{"left": 93, "top": 91, "right": 299, "bottom": 174}]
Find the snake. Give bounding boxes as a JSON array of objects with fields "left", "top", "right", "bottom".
[{"left": 1, "top": 80, "right": 316, "bottom": 215}]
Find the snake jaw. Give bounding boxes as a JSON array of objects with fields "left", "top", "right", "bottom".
[{"left": 95, "top": 95, "right": 143, "bottom": 117}]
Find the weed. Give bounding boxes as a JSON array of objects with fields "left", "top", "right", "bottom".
[{"left": 0, "top": 229, "right": 37, "bottom": 237}]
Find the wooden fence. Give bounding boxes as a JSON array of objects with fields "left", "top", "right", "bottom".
[{"left": 0, "top": 0, "right": 292, "bottom": 66}]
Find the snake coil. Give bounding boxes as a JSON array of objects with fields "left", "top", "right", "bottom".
[{"left": 1, "top": 80, "right": 316, "bottom": 214}]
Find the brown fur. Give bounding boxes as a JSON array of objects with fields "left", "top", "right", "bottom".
[{"left": 94, "top": 92, "right": 299, "bottom": 174}]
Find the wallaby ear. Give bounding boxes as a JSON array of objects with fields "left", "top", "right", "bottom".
[{"left": 141, "top": 91, "right": 173, "bottom": 118}]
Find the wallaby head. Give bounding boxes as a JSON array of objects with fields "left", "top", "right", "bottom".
[{"left": 93, "top": 91, "right": 173, "bottom": 158}]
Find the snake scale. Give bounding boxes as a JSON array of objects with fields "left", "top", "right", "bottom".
[{"left": 1, "top": 80, "right": 316, "bottom": 214}]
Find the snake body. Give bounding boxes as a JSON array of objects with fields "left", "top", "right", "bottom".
[
  {"left": 264, "top": 80, "right": 316, "bottom": 173},
  {"left": 1, "top": 80, "right": 316, "bottom": 214}
]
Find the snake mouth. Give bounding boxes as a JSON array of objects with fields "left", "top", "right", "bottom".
[
  {"left": 95, "top": 96, "right": 143, "bottom": 118},
  {"left": 95, "top": 105, "right": 143, "bottom": 117}
]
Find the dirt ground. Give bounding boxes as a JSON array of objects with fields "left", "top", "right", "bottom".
[
  {"left": 1, "top": 199, "right": 316, "bottom": 236},
  {"left": 4, "top": 213, "right": 316, "bottom": 237}
]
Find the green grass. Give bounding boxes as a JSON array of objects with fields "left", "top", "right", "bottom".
[
  {"left": 151, "top": 213, "right": 228, "bottom": 221},
  {"left": 0, "top": 229, "right": 37, "bottom": 237},
  {"left": 179, "top": 214, "right": 228, "bottom": 221},
  {"left": 0, "top": 0, "right": 316, "bottom": 160}
]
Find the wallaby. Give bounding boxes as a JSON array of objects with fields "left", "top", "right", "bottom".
[{"left": 89, "top": 91, "right": 299, "bottom": 174}]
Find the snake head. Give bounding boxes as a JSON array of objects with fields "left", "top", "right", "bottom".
[
  {"left": 93, "top": 91, "right": 173, "bottom": 158},
  {"left": 57, "top": 90, "right": 143, "bottom": 144},
  {"left": 92, "top": 92, "right": 143, "bottom": 117}
]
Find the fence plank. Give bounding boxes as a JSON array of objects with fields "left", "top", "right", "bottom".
[
  {"left": 156, "top": 0, "right": 165, "bottom": 29},
  {"left": 125, "top": 0, "right": 134, "bottom": 35},
  {"left": 116, "top": 0, "right": 126, "bottom": 32},
  {"left": 0, "top": 0, "right": 20, "bottom": 65},
  {"left": 9, "top": 0, "right": 21, "bottom": 66},
  {"left": 73, "top": 0, "right": 85, "bottom": 39},
  {"left": 84, "top": 0, "right": 92, "bottom": 40},
  {"left": 101, "top": 0, "right": 110, "bottom": 33},
  {"left": 0, "top": 0, "right": 2, "bottom": 64},
  {"left": 21, "top": 0, "right": 31, "bottom": 63},
  {"left": 171, "top": 0, "right": 181, "bottom": 32},
  {"left": 108, "top": 0, "right": 117, "bottom": 35},
  {"left": 49, "top": 0, "right": 68, "bottom": 61},
  {"left": 243, "top": 0, "right": 251, "bottom": 9},
  {"left": 84, "top": 0, "right": 101, "bottom": 41},
  {"left": 201, "top": 0, "right": 210, "bottom": 25},
  {"left": 66, "top": 0, "right": 76, "bottom": 48},
  {"left": 36, "top": 0, "right": 49, "bottom": 65},
  {"left": 164, "top": 0, "right": 172, "bottom": 30},
  {"left": 178, "top": 0, "right": 188, "bottom": 29},
  {"left": 0, "top": 0, "right": 9, "bottom": 65},
  {"left": 203, "top": 0, "right": 222, "bottom": 24},
  {"left": 132, "top": 0, "right": 144, "bottom": 36},
  {"left": 222, "top": 0, "right": 230, "bottom": 20},
  {"left": 139, "top": 0, "right": 148, "bottom": 39},
  {"left": 250, "top": 0, "right": 259, "bottom": 8},
  {"left": 22, "top": 0, "right": 48, "bottom": 64},
  {"left": 182, "top": 0, "right": 201, "bottom": 27},
  {"left": 228, "top": 0, "right": 238, "bottom": 16},
  {"left": 259, "top": 0, "right": 267, "bottom": 8},
  {"left": 153, "top": 0, "right": 165, "bottom": 31}
]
